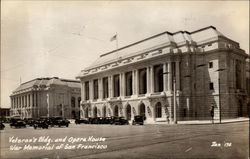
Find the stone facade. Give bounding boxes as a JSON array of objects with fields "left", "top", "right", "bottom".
[
  {"left": 77, "top": 26, "right": 249, "bottom": 124},
  {"left": 10, "top": 77, "right": 81, "bottom": 119}
]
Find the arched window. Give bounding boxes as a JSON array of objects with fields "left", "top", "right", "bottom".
[
  {"left": 85, "top": 107, "right": 89, "bottom": 118},
  {"left": 93, "top": 107, "right": 97, "bottom": 118},
  {"left": 78, "top": 97, "right": 81, "bottom": 107},
  {"left": 71, "top": 97, "right": 75, "bottom": 107},
  {"left": 155, "top": 102, "right": 162, "bottom": 118},
  {"left": 114, "top": 105, "right": 119, "bottom": 117},
  {"left": 126, "top": 104, "right": 131, "bottom": 120},
  {"left": 139, "top": 103, "right": 146, "bottom": 119},
  {"left": 72, "top": 111, "right": 76, "bottom": 119},
  {"left": 103, "top": 106, "right": 106, "bottom": 117}
]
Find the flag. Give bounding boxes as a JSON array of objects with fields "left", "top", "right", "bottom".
[{"left": 110, "top": 34, "right": 117, "bottom": 42}]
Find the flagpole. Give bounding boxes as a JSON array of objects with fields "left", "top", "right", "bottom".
[{"left": 116, "top": 32, "right": 118, "bottom": 50}]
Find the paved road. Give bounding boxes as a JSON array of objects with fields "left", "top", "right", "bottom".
[{"left": 0, "top": 121, "right": 249, "bottom": 159}]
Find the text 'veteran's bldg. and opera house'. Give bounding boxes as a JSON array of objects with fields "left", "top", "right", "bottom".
[{"left": 77, "top": 26, "right": 248, "bottom": 124}]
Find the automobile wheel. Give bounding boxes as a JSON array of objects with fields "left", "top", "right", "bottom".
[{"left": 66, "top": 124, "right": 69, "bottom": 127}]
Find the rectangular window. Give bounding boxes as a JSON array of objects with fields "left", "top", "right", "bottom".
[
  {"left": 85, "top": 81, "right": 89, "bottom": 100},
  {"left": 125, "top": 71, "right": 133, "bottom": 96},
  {"left": 103, "top": 77, "right": 109, "bottom": 98},
  {"left": 93, "top": 79, "right": 98, "bottom": 99},
  {"left": 139, "top": 68, "right": 147, "bottom": 94},
  {"left": 209, "top": 62, "right": 213, "bottom": 68},
  {"left": 113, "top": 74, "right": 120, "bottom": 97},
  {"left": 209, "top": 82, "right": 214, "bottom": 90}
]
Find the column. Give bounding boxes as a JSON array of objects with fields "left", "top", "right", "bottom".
[
  {"left": 30, "top": 93, "right": 33, "bottom": 107},
  {"left": 81, "top": 82, "right": 85, "bottom": 101},
  {"left": 119, "top": 73, "right": 124, "bottom": 96},
  {"left": 163, "top": 63, "right": 168, "bottom": 92},
  {"left": 109, "top": 76, "right": 113, "bottom": 98},
  {"left": 133, "top": 69, "right": 139, "bottom": 95},
  {"left": 34, "top": 93, "right": 36, "bottom": 107},
  {"left": 99, "top": 78, "right": 103, "bottom": 99},
  {"left": 147, "top": 66, "right": 151, "bottom": 94},
  {"left": 150, "top": 66, "right": 154, "bottom": 93},
  {"left": 168, "top": 62, "right": 172, "bottom": 91},
  {"left": 176, "top": 61, "right": 180, "bottom": 90}
]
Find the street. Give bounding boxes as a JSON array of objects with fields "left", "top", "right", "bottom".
[{"left": 0, "top": 121, "right": 249, "bottom": 159}]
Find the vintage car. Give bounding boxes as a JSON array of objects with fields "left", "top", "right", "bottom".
[
  {"left": 113, "top": 117, "right": 129, "bottom": 125},
  {"left": 51, "top": 116, "right": 70, "bottom": 127},
  {"left": 25, "top": 118, "right": 35, "bottom": 126},
  {"left": 0, "top": 122, "right": 5, "bottom": 130},
  {"left": 75, "top": 119, "right": 89, "bottom": 124},
  {"left": 132, "top": 115, "right": 144, "bottom": 125},
  {"left": 33, "top": 120, "right": 49, "bottom": 129},
  {"left": 10, "top": 120, "right": 26, "bottom": 128}
]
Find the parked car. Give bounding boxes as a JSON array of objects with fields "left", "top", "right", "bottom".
[
  {"left": 0, "top": 122, "right": 5, "bottom": 130},
  {"left": 75, "top": 119, "right": 88, "bottom": 124},
  {"left": 25, "top": 118, "right": 35, "bottom": 126},
  {"left": 103, "top": 117, "right": 112, "bottom": 124},
  {"left": 51, "top": 117, "right": 70, "bottom": 127},
  {"left": 132, "top": 115, "right": 144, "bottom": 125},
  {"left": 10, "top": 120, "right": 26, "bottom": 128},
  {"left": 113, "top": 117, "right": 129, "bottom": 125},
  {"left": 33, "top": 120, "right": 49, "bottom": 129}
]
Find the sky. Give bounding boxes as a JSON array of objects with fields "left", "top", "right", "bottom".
[{"left": 1, "top": 1, "right": 249, "bottom": 108}]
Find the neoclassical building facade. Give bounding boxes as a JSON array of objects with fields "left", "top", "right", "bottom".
[
  {"left": 10, "top": 77, "right": 81, "bottom": 119},
  {"left": 77, "top": 26, "right": 249, "bottom": 124}
]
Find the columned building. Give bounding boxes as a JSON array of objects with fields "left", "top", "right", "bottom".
[
  {"left": 77, "top": 26, "right": 248, "bottom": 124},
  {"left": 10, "top": 77, "right": 81, "bottom": 119}
]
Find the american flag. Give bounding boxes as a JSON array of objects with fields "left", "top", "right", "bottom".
[{"left": 110, "top": 34, "right": 117, "bottom": 42}]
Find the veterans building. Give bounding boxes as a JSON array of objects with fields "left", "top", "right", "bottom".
[{"left": 77, "top": 26, "right": 249, "bottom": 124}]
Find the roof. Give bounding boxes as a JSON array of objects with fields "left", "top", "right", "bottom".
[
  {"left": 85, "top": 26, "right": 228, "bottom": 70},
  {"left": 13, "top": 77, "right": 80, "bottom": 93}
]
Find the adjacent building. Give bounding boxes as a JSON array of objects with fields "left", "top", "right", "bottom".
[
  {"left": 10, "top": 77, "right": 81, "bottom": 119},
  {"left": 77, "top": 26, "right": 249, "bottom": 124}
]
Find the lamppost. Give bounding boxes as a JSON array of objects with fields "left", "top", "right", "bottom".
[
  {"left": 216, "top": 68, "right": 226, "bottom": 124},
  {"left": 163, "top": 72, "right": 177, "bottom": 124}
]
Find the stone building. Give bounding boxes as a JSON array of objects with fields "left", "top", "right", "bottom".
[
  {"left": 10, "top": 77, "right": 81, "bottom": 119},
  {"left": 77, "top": 26, "right": 249, "bottom": 124}
]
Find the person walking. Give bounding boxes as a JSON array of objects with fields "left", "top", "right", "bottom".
[{"left": 210, "top": 105, "right": 215, "bottom": 124}]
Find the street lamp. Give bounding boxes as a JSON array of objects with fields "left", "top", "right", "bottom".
[
  {"left": 216, "top": 68, "right": 226, "bottom": 124},
  {"left": 163, "top": 72, "right": 177, "bottom": 124}
]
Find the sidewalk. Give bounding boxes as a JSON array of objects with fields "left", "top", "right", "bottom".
[
  {"left": 177, "top": 117, "right": 249, "bottom": 125},
  {"left": 145, "top": 117, "right": 249, "bottom": 125}
]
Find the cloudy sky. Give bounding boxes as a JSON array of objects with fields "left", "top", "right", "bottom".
[{"left": 1, "top": 1, "right": 249, "bottom": 108}]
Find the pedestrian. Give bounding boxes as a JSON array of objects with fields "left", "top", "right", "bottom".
[
  {"left": 210, "top": 105, "right": 215, "bottom": 124},
  {"left": 167, "top": 115, "right": 170, "bottom": 124}
]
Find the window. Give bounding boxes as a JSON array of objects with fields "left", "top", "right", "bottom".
[
  {"left": 155, "top": 102, "right": 162, "bottom": 118},
  {"left": 85, "top": 81, "right": 89, "bottom": 100},
  {"left": 209, "top": 62, "right": 213, "bottom": 68},
  {"left": 209, "top": 82, "right": 214, "bottom": 90},
  {"left": 154, "top": 65, "right": 163, "bottom": 92},
  {"left": 139, "top": 68, "right": 147, "bottom": 94},
  {"left": 93, "top": 79, "right": 98, "bottom": 99},
  {"left": 125, "top": 71, "right": 133, "bottom": 96},
  {"left": 71, "top": 97, "right": 75, "bottom": 107},
  {"left": 113, "top": 74, "right": 120, "bottom": 97},
  {"left": 103, "top": 77, "right": 109, "bottom": 98}
]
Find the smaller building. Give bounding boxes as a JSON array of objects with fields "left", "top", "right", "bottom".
[
  {"left": 10, "top": 77, "right": 81, "bottom": 119},
  {"left": 0, "top": 108, "right": 10, "bottom": 120}
]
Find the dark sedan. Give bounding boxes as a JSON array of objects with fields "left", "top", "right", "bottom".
[
  {"left": 51, "top": 117, "right": 70, "bottom": 127},
  {"left": 33, "top": 120, "right": 49, "bottom": 129},
  {"left": 0, "top": 122, "right": 5, "bottom": 130},
  {"left": 10, "top": 120, "right": 26, "bottom": 128},
  {"left": 75, "top": 119, "right": 88, "bottom": 124}
]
